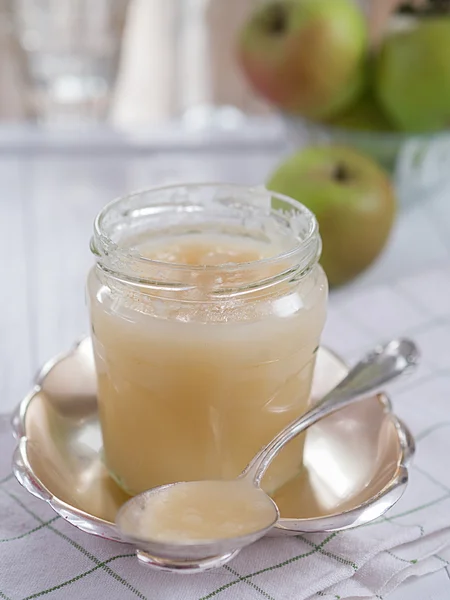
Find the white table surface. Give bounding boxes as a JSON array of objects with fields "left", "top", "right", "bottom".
[{"left": 1, "top": 122, "right": 449, "bottom": 599}]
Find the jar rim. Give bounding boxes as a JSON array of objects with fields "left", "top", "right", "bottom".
[
  {"left": 92, "top": 182, "right": 319, "bottom": 264},
  {"left": 91, "top": 183, "right": 321, "bottom": 293}
]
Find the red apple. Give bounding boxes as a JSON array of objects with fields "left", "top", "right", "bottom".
[{"left": 237, "top": 0, "right": 368, "bottom": 120}]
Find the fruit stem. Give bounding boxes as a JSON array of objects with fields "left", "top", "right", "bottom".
[
  {"left": 260, "top": 2, "right": 288, "bottom": 35},
  {"left": 333, "top": 163, "right": 350, "bottom": 183},
  {"left": 399, "top": 0, "right": 450, "bottom": 14}
]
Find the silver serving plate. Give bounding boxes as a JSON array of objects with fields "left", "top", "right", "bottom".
[{"left": 11, "top": 339, "right": 414, "bottom": 558}]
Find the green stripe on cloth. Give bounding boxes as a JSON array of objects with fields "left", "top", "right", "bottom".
[
  {"left": 416, "top": 421, "right": 450, "bottom": 442},
  {"left": 21, "top": 554, "right": 137, "bottom": 600},
  {"left": 0, "top": 474, "right": 12, "bottom": 485},
  {"left": 199, "top": 532, "right": 338, "bottom": 600},
  {"left": 385, "top": 549, "right": 417, "bottom": 565},
  {"left": 1, "top": 489, "right": 147, "bottom": 599},
  {"left": 297, "top": 535, "right": 358, "bottom": 572},
  {"left": 414, "top": 465, "right": 450, "bottom": 493},
  {"left": 1, "top": 490, "right": 50, "bottom": 523},
  {"left": 382, "top": 516, "right": 424, "bottom": 538},
  {"left": 388, "top": 493, "right": 450, "bottom": 520},
  {"left": 0, "top": 516, "right": 59, "bottom": 542},
  {"left": 362, "top": 492, "right": 450, "bottom": 528},
  {"left": 224, "top": 565, "right": 275, "bottom": 600}
]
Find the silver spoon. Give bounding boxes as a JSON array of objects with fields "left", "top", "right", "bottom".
[{"left": 116, "top": 338, "right": 419, "bottom": 570}]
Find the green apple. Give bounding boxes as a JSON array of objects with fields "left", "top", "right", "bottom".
[
  {"left": 267, "top": 146, "right": 396, "bottom": 287},
  {"left": 237, "top": 0, "right": 368, "bottom": 120},
  {"left": 375, "top": 18, "right": 450, "bottom": 132}
]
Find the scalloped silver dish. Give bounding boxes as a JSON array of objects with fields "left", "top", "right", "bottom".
[{"left": 11, "top": 338, "right": 414, "bottom": 567}]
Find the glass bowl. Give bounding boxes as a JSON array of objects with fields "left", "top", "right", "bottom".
[{"left": 281, "top": 114, "right": 450, "bottom": 210}]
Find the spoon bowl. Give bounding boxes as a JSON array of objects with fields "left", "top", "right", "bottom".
[{"left": 116, "top": 481, "right": 280, "bottom": 561}]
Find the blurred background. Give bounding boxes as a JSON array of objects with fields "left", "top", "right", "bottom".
[
  {"left": 0, "top": 0, "right": 271, "bottom": 125},
  {"left": 0, "top": 0, "right": 448, "bottom": 206}
]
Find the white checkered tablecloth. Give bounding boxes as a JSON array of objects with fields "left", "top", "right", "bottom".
[{"left": 1, "top": 262, "right": 450, "bottom": 600}]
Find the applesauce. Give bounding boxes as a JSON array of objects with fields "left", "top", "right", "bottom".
[
  {"left": 88, "top": 184, "right": 327, "bottom": 497},
  {"left": 119, "top": 481, "right": 278, "bottom": 543}
]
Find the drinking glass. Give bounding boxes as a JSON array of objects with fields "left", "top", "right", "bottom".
[{"left": 13, "top": 0, "right": 129, "bottom": 122}]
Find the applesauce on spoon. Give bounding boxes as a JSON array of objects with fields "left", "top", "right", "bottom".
[
  {"left": 88, "top": 184, "right": 328, "bottom": 497},
  {"left": 120, "top": 480, "right": 278, "bottom": 543}
]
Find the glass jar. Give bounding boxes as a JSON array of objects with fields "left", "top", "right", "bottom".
[{"left": 88, "top": 183, "right": 328, "bottom": 497}]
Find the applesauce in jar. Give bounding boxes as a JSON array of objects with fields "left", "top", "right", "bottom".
[{"left": 88, "top": 184, "right": 327, "bottom": 497}]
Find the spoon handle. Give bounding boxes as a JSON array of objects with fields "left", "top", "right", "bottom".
[{"left": 242, "top": 339, "right": 419, "bottom": 487}]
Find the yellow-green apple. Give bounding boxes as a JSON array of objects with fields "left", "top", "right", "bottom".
[
  {"left": 376, "top": 18, "right": 450, "bottom": 132},
  {"left": 237, "top": 0, "right": 368, "bottom": 120},
  {"left": 267, "top": 146, "right": 396, "bottom": 286}
]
